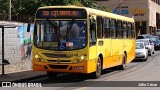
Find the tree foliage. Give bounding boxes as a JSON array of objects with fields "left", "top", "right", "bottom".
[{"left": 0, "top": 0, "right": 111, "bottom": 22}]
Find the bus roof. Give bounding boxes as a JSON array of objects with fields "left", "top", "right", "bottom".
[{"left": 37, "top": 6, "right": 134, "bottom": 22}]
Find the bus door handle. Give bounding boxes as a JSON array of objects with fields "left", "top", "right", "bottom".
[{"left": 98, "top": 41, "right": 103, "bottom": 46}]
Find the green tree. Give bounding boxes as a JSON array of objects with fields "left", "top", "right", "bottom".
[
  {"left": 0, "top": 0, "right": 111, "bottom": 22},
  {"left": 0, "top": 0, "right": 9, "bottom": 20}
]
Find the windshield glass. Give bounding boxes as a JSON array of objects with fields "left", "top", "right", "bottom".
[
  {"left": 34, "top": 20, "right": 87, "bottom": 50},
  {"left": 136, "top": 43, "right": 144, "bottom": 49}
]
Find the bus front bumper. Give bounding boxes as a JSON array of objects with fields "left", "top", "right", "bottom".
[{"left": 32, "top": 59, "right": 96, "bottom": 74}]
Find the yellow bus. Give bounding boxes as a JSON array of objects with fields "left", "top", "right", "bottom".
[{"left": 31, "top": 6, "right": 136, "bottom": 79}]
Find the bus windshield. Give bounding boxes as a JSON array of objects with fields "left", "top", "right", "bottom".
[{"left": 34, "top": 20, "right": 87, "bottom": 50}]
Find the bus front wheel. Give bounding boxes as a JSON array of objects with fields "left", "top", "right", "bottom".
[
  {"left": 91, "top": 57, "right": 102, "bottom": 79},
  {"left": 47, "top": 71, "right": 57, "bottom": 79}
]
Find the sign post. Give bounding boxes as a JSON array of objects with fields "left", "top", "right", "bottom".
[{"left": 1, "top": 26, "right": 5, "bottom": 75}]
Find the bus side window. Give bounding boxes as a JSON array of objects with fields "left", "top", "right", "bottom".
[
  {"left": 90, "top": 16, "right": 96, "bottom": 46},
  {"left": 110, "top": 19, "right": 116, "bottom": 38},
  {"left": 128, "top": 23, "right": 132, "bottom": 39},
  {"left": 122, "top": 22, "right": 127, "bottom": 38},
  {"left": 131, "top": 23, "right": 135, "bottom": 38},
  {"left": 103, "top": 18, "right": 110, "bottom": 38},
  {"left": 97, "top": 16, "right": 103, "bottom": 38},
  {"left": 117, "top": 20, "right": 122, "bottom": 38}
]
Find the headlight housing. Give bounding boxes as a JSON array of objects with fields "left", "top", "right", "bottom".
[
  {"left": 34, "top": 54, "right": 45, "bottom": 62},
  {"left": 73, "top": 55, "right": 85, "bottom": 63}
]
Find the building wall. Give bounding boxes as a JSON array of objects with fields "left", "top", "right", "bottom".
[
  {"left": 97, "top": 0, "right": 160, "bottom": 35},
  {"left": 0, "top": 21, "right": 33, "bottom": 74}
]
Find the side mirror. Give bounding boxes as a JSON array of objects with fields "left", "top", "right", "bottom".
[{"left": 27, "top": 23, "right": 30, "bottom": 32}]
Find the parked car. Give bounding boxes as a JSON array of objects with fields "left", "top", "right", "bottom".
[
  {"left": 136, "top": 34, "right": 152, "bottom": 40},
  {"left": 136, "top": 39, "right": 155, "bottom": 56},
  {"left": 155, "top": 29, "right": 160, "bottom": 36},
  {"left": 151, "top": 35, "right": 160, "bottom": 41},
  {"left": 151, "top": 36, "right": 160, "bottom": 50},
  {"left": 153, "top": 39, "right": 160, "bottom": 50},
  {"left": 135, "top": 42, "right": 148, "bottom": 61}
]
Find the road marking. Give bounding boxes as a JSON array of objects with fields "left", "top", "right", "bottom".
[{"left": 72, "top": 87, "right": 87, "bottom": 90}]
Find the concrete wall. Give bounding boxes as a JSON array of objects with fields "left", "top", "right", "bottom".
[{"left": 0, "top": 21, "right": 33, "bottom": 74}]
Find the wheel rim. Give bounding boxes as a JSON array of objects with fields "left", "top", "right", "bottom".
[{"left": 96, "top": 58, "right": 101, "bottom": 78}]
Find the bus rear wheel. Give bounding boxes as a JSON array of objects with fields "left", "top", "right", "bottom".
[
  {"left": 91, "top": 57, "right": 102, "bottom": 79},
  {"left": 119, "top": 54, "right": 126, "bottom": 70},
  {"left": 47, "top": 71, "right": 57, "bottom": 79}
]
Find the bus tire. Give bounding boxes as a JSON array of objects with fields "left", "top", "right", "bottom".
[
  {"left": 91, "top": 57, "right": 102, "bottom": 79},
  {"left": 47, "top": 71, "right": 57, "bottom": 79},
  {"left": 119, "top": 54, "right": 126, "bottom": 70}
]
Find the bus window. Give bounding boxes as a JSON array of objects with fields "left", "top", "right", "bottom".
[
  {"left": 117, "top": 20, "right": 122, "bottom": 38},
  {"left": 132, "top": 23, "right": 135, "bottom": 38},
  {"left": 103, "top": 18, "right": 110, "bottom": 38},
  {"left": 128, "top": 23, "right": 132, "bottom": 39},
  {"left": 34, "top": 20, "right": 87, "bottom": 50},
  {"left": 97, "top": 16, "right": 103, "bottom": 39},
  {"left": 90, "top": 16, "right": 96, "bottom": 46},
  {"left": 122, "top": 22, "right": 127, "bottom": 38},
  {"left": 110, "top": 19, "right": 116, "bottom": 38},
  {"left": 44, "top": 24, "right": 57, "bottom": 42}
]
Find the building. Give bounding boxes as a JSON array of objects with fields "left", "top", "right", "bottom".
[{"left": 96, "top": 0, "right": 160, "bottom": 36}]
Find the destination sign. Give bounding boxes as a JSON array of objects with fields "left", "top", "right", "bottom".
[{"left": 36, "top": 8, "right": 87, "bottom": 19}]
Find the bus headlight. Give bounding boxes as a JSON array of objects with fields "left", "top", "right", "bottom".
[
  {"left": 35, "top": 54, "right": 39, "bottom": 59},
  {"left": 34, "top": 54, "right": 45, "bottom": 62},
  {"left": 80, "top": 56, "right": 84, "bottom": 60},
  {"left": 76, "top": 55, "right": 85, "bottom": 63}
]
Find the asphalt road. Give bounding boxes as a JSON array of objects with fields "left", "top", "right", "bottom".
[{"left": 2, "top": 51, "right": 160, "bottom": 90}]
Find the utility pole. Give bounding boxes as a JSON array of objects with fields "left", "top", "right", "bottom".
[{"left": 8, "top": 0, "right": 11, "bottom": 21}]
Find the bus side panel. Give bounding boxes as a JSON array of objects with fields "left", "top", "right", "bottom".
[
  {"left": 97, "top": 39, "right": 110, "bottom": 69},
  {"left": 117, "top": 39, "right": 124, "bottom": 66},
  {"left": 103, "top": 39, "right": 111, "bottom": 69},
  {"left": 123, "top": 39, "right": 135, "bottom": 64},
  {"left": 110, "top": 39, "right": 123, "bottom": 67},
  {"left": 88, "top": 46, "right": 97, "bottom": 73},
  {"left": 127, "top": 39, "right": 136, "bottom": 63}
]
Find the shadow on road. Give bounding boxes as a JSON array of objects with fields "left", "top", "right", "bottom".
[
  {"left": 26, "top": 68, "right": 118, "bottom": 85},
  {"left": 131, "top": 59, "right": 146, "bottom": 62}
]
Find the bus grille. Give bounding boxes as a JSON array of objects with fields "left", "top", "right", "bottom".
[
  {"left": 47, "top": 60, "right": 71, "bottom": 63},
  {"left": 49, "top": 65, "right": 68, "bottom": 69},
  {"left": 43, "top": 53, "right": 69, "bottom": 58}
]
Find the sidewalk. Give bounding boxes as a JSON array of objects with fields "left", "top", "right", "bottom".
[{"left": 0, "top": 70, "right": 47, "bottom": 82}]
